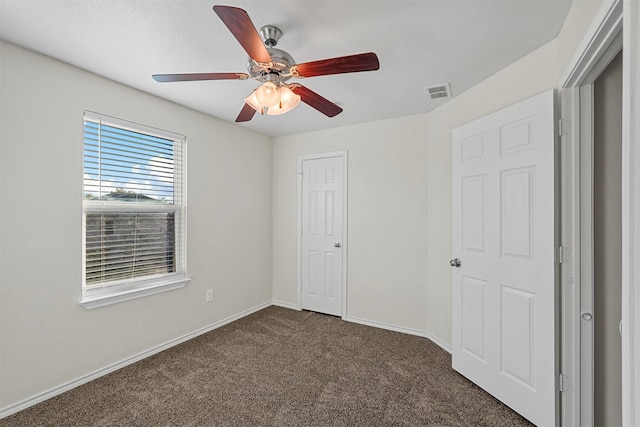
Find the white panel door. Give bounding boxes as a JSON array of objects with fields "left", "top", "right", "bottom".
[
  {"left": 451, "top": 90, "right": 557, "bottom": 426},
  {"left": 300, "top": 155, "right": 344, "bottom": 316}
]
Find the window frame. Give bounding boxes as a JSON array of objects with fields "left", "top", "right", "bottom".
[{"left": 80, "top": 111, "right": 189, "bottom": 309}]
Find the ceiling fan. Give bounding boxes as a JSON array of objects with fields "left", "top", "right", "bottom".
[{"left": 152, "top": 5, "right": 380, "bottom": 122}]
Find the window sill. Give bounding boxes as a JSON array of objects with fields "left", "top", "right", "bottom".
[{"left": 80, "top": 275, "right": 190, "bottom": 309}]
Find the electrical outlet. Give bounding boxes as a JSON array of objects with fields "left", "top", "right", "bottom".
[{"left": 206, "top": 289, "right": 213, "bottom": 302}]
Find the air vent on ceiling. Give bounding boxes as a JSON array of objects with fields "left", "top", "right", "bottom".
[{"left": 424, "top": 83, "right": 452, "bottom": 100}]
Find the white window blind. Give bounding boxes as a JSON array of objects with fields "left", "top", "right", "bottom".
[
  {"left": 81, "top": 112, "right": 188, "bottom": 307},
  {"left": 84, "top": 211, "right": 177, "bottom": 284}
]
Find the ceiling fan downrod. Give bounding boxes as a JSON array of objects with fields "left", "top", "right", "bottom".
[{"left": 259, "top": 25, "right": 282, "bottom": 47}]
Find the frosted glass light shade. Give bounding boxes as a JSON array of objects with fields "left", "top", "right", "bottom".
[
  {"left": 255, "top": 81, "right": 280, "bottom": 108},
  {"left": 267, "top": 86, "right": 301, "bottom": 116},
  {"left": 244, "top": 91, "right": 263, "bottom": 113}
]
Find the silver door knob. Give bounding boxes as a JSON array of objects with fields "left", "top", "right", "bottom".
[
  {"left": 582, "top": 313, "right": 593, "bottom": 321},
  {"left": 449, "top": 258, "right": 461, "bottom": 267},
  {"left": 334, "top": 242, "right": 341, "bottom": 248}
]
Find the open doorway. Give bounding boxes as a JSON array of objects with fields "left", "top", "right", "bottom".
[
  {"left": 558, "top": 2, "right": 623, "bottom": 424},
  {"left": 561, "top": 1, "right": 640, "bottom": 425},
  {"left": 592, "top": 50, "right": 623, "bottom": 426}
]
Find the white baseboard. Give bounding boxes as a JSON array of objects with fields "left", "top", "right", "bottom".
[
  {"left": 271, "top": 300, "right": 300, "bottom": 311},
  {"left": 271, "top": 302, "right": 452, "bottom": 352},
  {"left": 271, "top": 303, "right": 451, "bottom": 352},
  {"left": 344, "top": 315, "right": 452, "bottom": 353},
  {"left": 0, "top": 300, "right": 271, "bottom": 419}
]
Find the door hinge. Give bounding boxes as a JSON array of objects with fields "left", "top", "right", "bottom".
[
  {"left": 558, "top": 373, "right": 568, "bottom": 392},
  {"left": 558, "top": 119, "right": 563, "bottom": 136},
  {"left": 558, "top": 118, "right": 565, "bottom": 137},
  {"left": 557, "top": 246, "right": 567, "bottom": 264}
]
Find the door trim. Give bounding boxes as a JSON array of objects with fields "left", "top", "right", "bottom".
[
  {"left": 297, "top": 151, "right": 348, "bottom": 318},
  {"left": 559, "top": 1, "right": 622, "bottom": 425},
  {"left": 621, "top": 2, "right": 640, "bottom": 423}
]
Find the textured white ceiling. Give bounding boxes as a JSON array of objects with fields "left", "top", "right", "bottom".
[{"left": 0, "top": 0, "right": 572, "bottom": 137}]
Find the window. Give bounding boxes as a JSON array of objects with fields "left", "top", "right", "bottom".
[{"left": 81, "top": 111, "right": 188, "bottom": 308}]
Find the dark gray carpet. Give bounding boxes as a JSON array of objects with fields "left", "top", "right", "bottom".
[{"left": 2, "top": 306, "right": 533, "bottom": 426}]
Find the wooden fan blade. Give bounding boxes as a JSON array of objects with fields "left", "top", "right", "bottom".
[
  {"left": 236, "top": 103, "right": 257, "bottom": 122},
  {"left": 291, "top": 85, "right": 343, "bottom": 117},
  {"left": 292, "top": 52, "right": 379, "bottom": 78},
  {"left": 213, "top": 5, "right": 272, "bottom": 64},
  {"left": 152, "top": 73, "right": 250, "bottom": 82}
]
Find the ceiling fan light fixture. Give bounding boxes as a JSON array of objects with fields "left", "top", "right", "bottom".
[
  {"left": 267, "top": 86, "right": 301, "bottom": 116},
  {"left": 255, "top": 81, "right": 280, "bottom": 108}
]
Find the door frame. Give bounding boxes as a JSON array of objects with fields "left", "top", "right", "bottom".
[
  {"left": 558, "top": 0, "right": 640, "bottom": 425},
  {"left": 621, "top": 3, "right": 640, "bottom": 423},
  {"left": 297, "top": 151, "right": 348, "bottom": 318}
]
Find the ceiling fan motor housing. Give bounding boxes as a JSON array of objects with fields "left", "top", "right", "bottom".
[{"left": 246, "top": 47, "right": 295, "bottom": 82}]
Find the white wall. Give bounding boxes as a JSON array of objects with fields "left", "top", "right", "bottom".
[
  {"left": 0, "top": 41, "right": 273, "bottom": 410},
  {"left": 273, "top": 116, "right": 430, "bottom": 332},
  {"left": 271, "top": 40, "right": 558, "bottom": 345},
  {"left": 558, "top": 0, "right": 610, "bottom": 74},
  {"left": 272, "top": 0, "right": 605, "bottom": 347}
]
